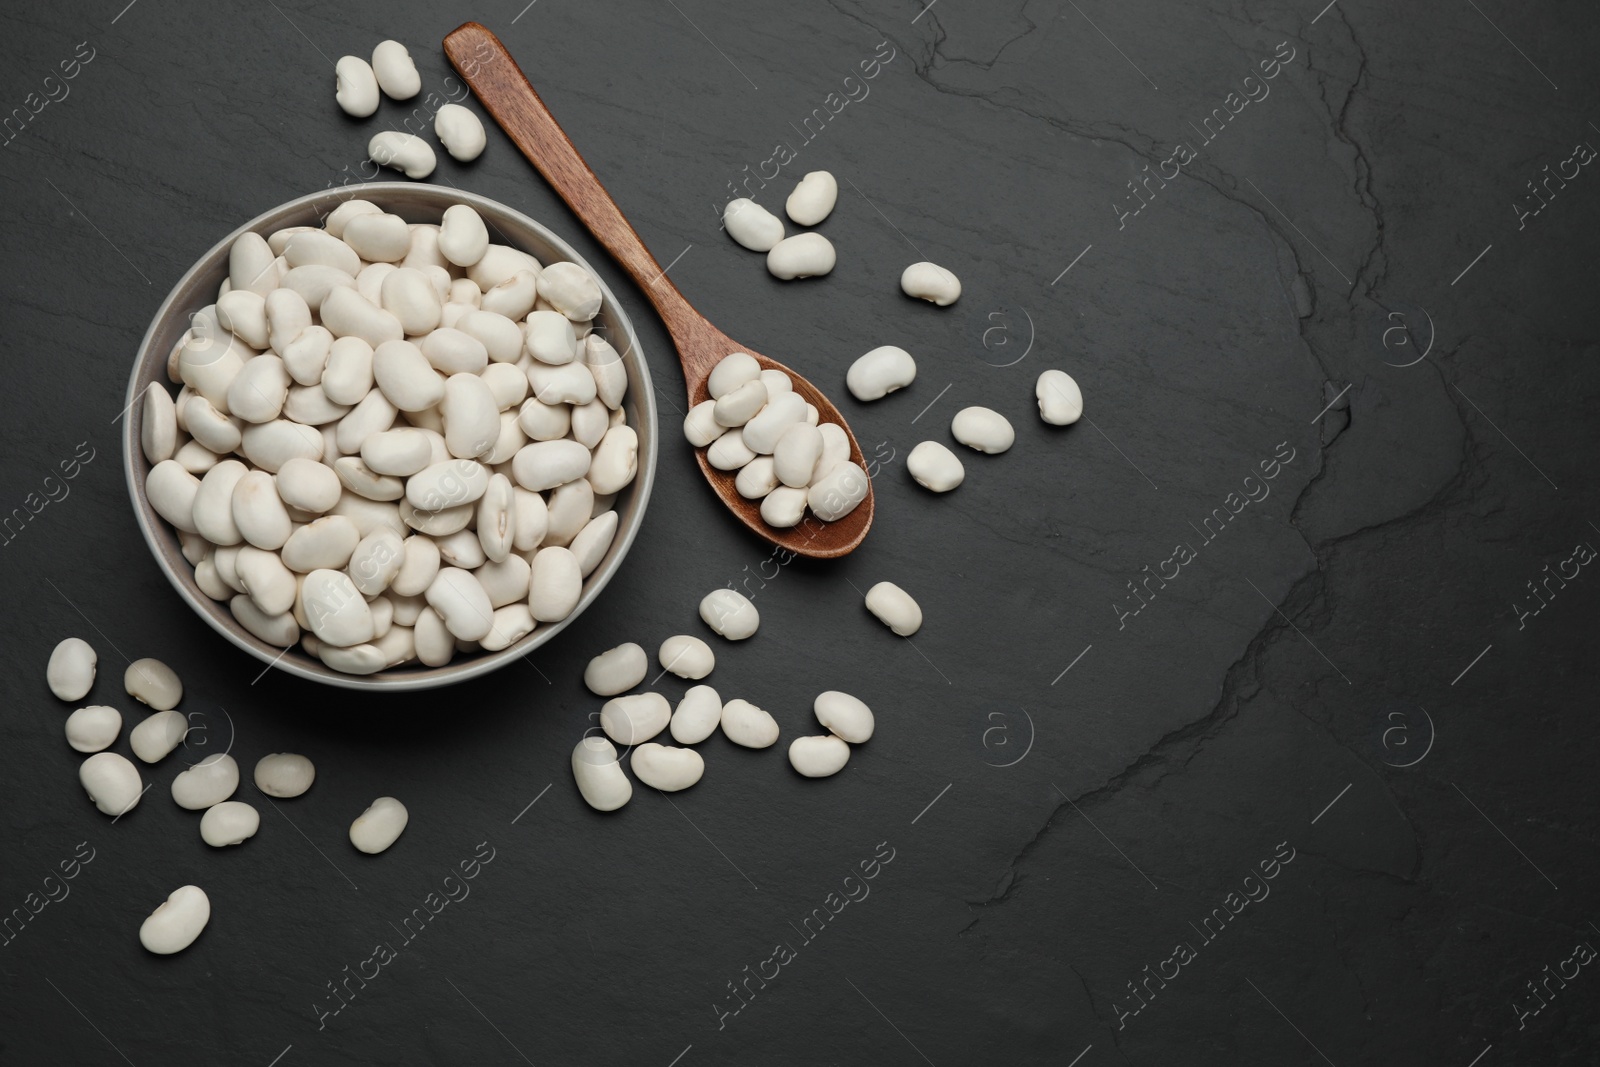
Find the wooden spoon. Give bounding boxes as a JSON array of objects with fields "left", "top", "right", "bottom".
[{"left": 443, "top": 22, "right": 872, "bottom": 560}]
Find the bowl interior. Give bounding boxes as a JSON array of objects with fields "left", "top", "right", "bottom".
[{"left": 123, "top": 183, "right": 657, "bottom": 691}]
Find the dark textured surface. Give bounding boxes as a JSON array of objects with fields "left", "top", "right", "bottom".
[{"left": 3, "top": 1, "right": 1598, "bottom": 1064}]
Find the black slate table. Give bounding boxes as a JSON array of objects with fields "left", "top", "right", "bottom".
[{"left": 3, "top": 1, "right": 1598, "bottom": 1064}]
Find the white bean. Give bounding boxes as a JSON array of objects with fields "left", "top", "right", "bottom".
[
  {"left": 631, "top": 743, "right": 704, "bottom": 791},
  {"left": 255, "top": 752, "right": 316, "bottom": 797},
  {"left": 572, "top": 736, "right": 631, "bottom": 812},
  {"left": 408, "top": 459, "right": 489, "bottom": 509},
  {"left": 721, "top": 698, "right": 780, "bottom": 748},
  {"left": 789, "top": 735, "right": 850, "bottom": 777},
  {"left": 369, "top": 129, "right": 437, "bottom": 179},
  {"left": 335, "top": 55, "right": 380, "bottom": 116},
  {"left": 346, "top": 212, "right": 411, "bottom": 263},
  {"left": 512, "top": 440, "right": 590, "bottom": 492},
  {"left": 302, "top": 568, "right": 375, "bottom": 646},
  {"left": 736, "top": 456, "right": 778, "bottom": 499},
  {"left": 584, "top": 642, "right": 647, "bottom": 696},
  {"left": 759, "top": 486, "right": 808, "bottom": 527},
  {"left": 139, "top": 885, "right": 210, "bottom": 954},
  {"left": 442, "top": 372, "right": 499, "bottom": 459},
  {"left": 325, "top": 200, "right": 381, "bottom": 238},
  {"left": 670, "top": 685, "right": 722, "bottom": 744},
  {"left": 526, "top": 309, "right": 578, "bottom": 365},
  {"left": 281, "top": 515, "right": 361, "bottom": 572},
  {"left": 713, "top": 378, "right": 768, "bottom": 427},
  {"left": 785, "top": 170, "right": 837, "bottom": 226},
  {"left": 323, "top": 286, "right": 405, "bottom": 347},
  {"left": 773, "top": 423, "right": 823, "bottom": 488},
  {"left": 658, "top": 634, "right": 714, "bottom": 680},
  {"left": 125, "top": 658, "right": 182, "bottom": 710},
  {"left": 528, "top": 546, "right": 582, "bottom": 622},
  {"left": 80, "top": 752, "right": 143, "bottom": 816},
  {"left": 201, "top": 801, "right": 260, "bottom": 847},
  {"left": 480, "top": 270, "right": 538, "bottom": 320},
  {"left": 438, "top": 204, "right": 489, "bottom": 267},
  {"left": 723, "top": 198, "right": 784, "bottom": 252},
  {"left": 65, "top": 705, "right": 121, "bottom": 753},
  {"left": 322, "top": 336, "right": 375, "bottom": 404},
  {"left": 906, "top": 440, "right": 964, "bottom": 492},
  {"left": 707, "top": 352, "right": 761, "bottom": 399},
  {"left": 951, "top": 406, "right": 1014, "bottom": 453},
  {"left": 171, "top": 753, "right": 239, "bottom": 810},
  {"left": 807, "top": 461, "right": 869, "bottom": 521},
  {"left": 766, "top": 233, "right": 836, "bottom": 279},
  {"left": 706, "top": 427, "right": 755, "bottom": 471},
  {"left": 740, "top": 391, "right": 807, "bottom": 454},
  {"left": 350, "top": 796, "right": 409, "bottom": 853},
  {"left": 815, "top": 690, "right": 874, "bottom": 742},
  {"left": 237, "top": 545, "right": 297, "bottom": 615},
  {"left": 700, "top": 588, "right": 758, "bottom": 640},
  {"left": 1036, "top": 369, "right": 1083, "bottom": 425},
  {"left": 537, "top": 262, "right": 601, "bottom": 320},
  {"left": 232, "top": 470, "right": 293, "bottom": 549},
  {"left": 435, "top": 103, "right": 487, "bottom": 161},
  {"left": 900, "top": 261, "right": 961, "bottom": 305},
  {"left": 682, "top": 400, "right": 727, "bottom": 447},
  {"left": 569, "top": 510, "right": 618, "bottom": 577},
  {"left": 477, "top": 473, "right": 516, "bottom": 563},
  {"left": 146, "top": 460, "right": 201, "bottom": 533},
  {"left": 588, "top": 426, "right": 638, "bottom": 495},
  {"left": 865, "top": 581, "right": 922, "bottom": 635},
  {"left": 241, "top": 419, "right": 324, "bottom": 473},
  {"left": 47, "top": 638, "right": 97, "bottom": 701},
  {"left": 846, "top": 345, "right": 917, "bottom": 401},
  {"left": 425, "top": 567, "right": 494, "bottom": 641},
  {"left": 371, "top": 40, "right": 421, "bottom": 100},
  {"left": 129, "top": 710, "right": 188, "bottom": 763},
  {"left": 229, "top": 232, "right": 278, "bottom": 297},
  {"left": 599, "top": 692, "right": 671, "bottom": 745}
]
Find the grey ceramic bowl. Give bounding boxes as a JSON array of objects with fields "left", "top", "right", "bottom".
[{"left": 123, "top": 183, "right": 657, "bottom": 690}]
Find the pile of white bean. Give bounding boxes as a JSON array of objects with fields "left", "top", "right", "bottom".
[
  {"left": 334, "top": 39, "right": 488, "bottom": 180},
  {"left": 48, "top": 637, "right": 404, "bottom": 954},
  {"left": 140, "top": 198, "right": 636, "bottom": 676},
  {"left": 682, "top": 353, "right": 869, "bottom": 528},
  {"left": 570, "top": 587, "right": 882, "bottom": 810}
]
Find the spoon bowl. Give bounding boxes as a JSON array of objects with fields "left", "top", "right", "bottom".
[{"left": 444, "top": 22, "right": 873, "bottom": 559}]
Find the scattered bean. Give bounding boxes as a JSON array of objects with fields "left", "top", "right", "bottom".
[
  {"left": 65, "top": 706, "right": 121, "bottom": 754},
  {"left": 699, "top": 588, "right": 759, "bottom": 640},
  {"left": 139, "top": 885, "right": 210, "bottom": 954},
  {"left": 129, "top": 710, "right": 188, "bottom": 763},
  {"left": 865, "top": 581, "right": 922, "bottom": 635},
  {"left": 900, "top": 261, "right": 961, "bottom": 305},
  {"left": 172, "top": 754, "right": 240, "bottom": 810},
  {"left": 658, "top": 635, "right": 714, "bottom": 680},
  {"left": 79, "top": 752, "right": 143, "bottom": 816},
  {"left": 369, "top": 131, "right": 436, "bottom": 179},
  {"left": 254, "top": 753, "right": 316, "bottom": 798},
  {"left": 572, "top": 736, "right": 631, "bottom": 811},
  {"left": 200, "top": 801, "right": 260, "bottom": 847},
  {"left": 815, "top": 690, "right": 874, "bottom": 742},
  {"left": 723, "top": 198, "right": 784, "bottom": 252},
  {"left": 1036, "top": 369, "right": 1083, "bottom": 425},
  {"left": 350, "top": 796, "right": 409, "bottom": 853},
  {"left": 951, "top": 406, "right": 1014, "bottom": 453},
  {"left": 789, "top": 734, "right": 850, "bottom": 777},
  {"left": 671, "top": 685, "right": 722, "bottom": 744},
  {"left": 720, "top": 698, "right": 780, "bottom": 748},
  {"left": 584, "top": 642, "right": 648, "bottom": 696},
  {"left": 631, "top": 743, "right": 705, "bottom": 791},
  {"left": 435, "top": 103, "right": 487, "bottom": 162},
  {"left": 125, "top": 658, "right": 182, "bottom": 710},
  {"left": 785, "top": 171, "right": 838, "bottom": 226},
  {"left": 371, "top": 40, "right": 421, "bottom": 100},
  {"left": 766, "top": 233, "right": 836, "bottom": 280},
  {"left": 599, "top": 692, "right": 671, "bottom": 745},
  {"left": 47, "top": 637, "right": 96, "bottom": 701},
  {"left": 846, "top": 346, "right": 917, "bottom": 402},
  {"left": 906, "top": 440, "right": 964, "bottom": 492}
]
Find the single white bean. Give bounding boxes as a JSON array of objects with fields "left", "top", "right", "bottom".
[
  {"left": 442, "top": 372, "right": 500, "bottom": 459},
  {"left": 735, "top": 456, "right": 778, "bottom": 499},
  {"left": 865, "top": 580, "right": 922, "bottom": 635},
  {"left": 369, "top": 130, "right": 437, "bottom": 178},
  {"left": 146, "top": 460, "right": 201, "bottom": 533},
  {"left": 721, "top": 698, "right": 780, "bottom": 748},
  {"left": 438, "top": 204, "right": 489, "bottom": 267},
  {"left": 325, "top": 199, "right": 382, "bottom": 239},
  {"left": 477, "top": 473, "right": 516, "bottom": 563},
  {"left": 588, "top": 426, "right": 638, "bottom": 495},
  {"left": 321, "top": 336, "right": 375, "bottom": 405},
  {"left": 815, "top": 690, "right": 875, "bottom": 743},
  {"left": 741, "top": 391, "right": 807, "bottom": 454},
  {"left": 706, "top": 427, "right": 755, "bottom": 471},
  {"left": 785, "top": 170, "right": 837, "bottom": 226},
  {"left": 393, "top": 534, "right": 442, "bottom": 596},
  {"left": 125, "top": 658, "right": 182, "bottom": 710},
  {"left": 846, "top": 345, "right": 917, "bottom": 401},
  {"left": 907, "top": 440, "right": 964, "bottom": 492},
  {"left": 537, "top": 261, "right": 601, "bottom": 320},
  {"left": 371, "top": 40, "right": 421, "bottom": 100},
  {"left": 141, "top": 383, "right": 178, "bottom": 464},
  {"left": 65, "top": 705, "right": 121, "bottom": 753},
  {"left": 349, "top": 527, "right": 405, "bottom": 596},
  {"left": 569, "top": 510, "right": 618, "bottom": 578},
  {"left": 80, "top": 751, "right": 143, "bottom": 816},
  {"left": 670, "top": 685, "right": 722, "bottom": 744},
  {"left": 900, "top": 261, "right": 961, "bottom": 305},
  {"left": 436, "top": 103, "right": 487, "bottom": 161},
  {"left": 699, "top": 588, "right": 759, "bottom": 640},
  {"left": 788, "top": 734, "right": 850, "bottom": 777},
  {"left": 171, "top": 753, "right": 239, "bottom": 810},
  {"left": 47, "top": 637, "right": 97, "bottom": 701},
  {"left": 773, "top": 423, "right": 823, "bottom": 488},
  {"left": 528, "top": 546, "right": 581, "bottom": 622},
  {"left": 1036, "top": 369, "right": 1083, "bottom": 425},
  {"left": 350, "top": 796, "right": 409, "bottom": 853},
  {"left": 631, "top": 743, "right": 704, "bottom": 791},
  {"left": 572, "top": 736, "right": 631, "bottom": 811},
  {"left": 231, "top": 469, "right": 293, "bottom": 549},
  {"left": 425, "top": 567, "right": 494, "bottom": 641},
  {"left": 807, "top": 461, "right": 869, "bottom": 521},
  {"left": 512, "top": 440, "right": 591, "bottom": 492},
  {"left": 139, "top": 885, "right": 210, "bottom": 954},
  {"left": 200, "top": 801, "right": 260, "bottom": 847},
  {"left": 658, "top": 635, "right": 714, "bottom": 680},
  {"left": 713, "top": 378, "right": 768, "bottom": 427},
  {"left": 760, "top": 486, "right": 808, "bottom": 527},
  {"left": 129, "top": 710, "right": 187, "bottom": 763},
  {"left": 766, "top": 233, "right": 836, "bottom": 279},
  {"left": 951, "top": 406, "right": 1015, "bottom": 453},
  {"left": 335, "top": 55, "right": 380, "bottom": 116},
  {"left": 723, "top": 198, "right": 784, "bottom": 252},
  {"left": 302, "top": 568, "right": 375, "bottom": 646},
  {"left": 236, "top": 545, "right": 297, "bottom": 615},
  {"left": 707, "top": 352, "right": 761, "bottom": 399},
  {"left": 480, "top": 603, "right": 535, "bottom": 651},
  {"left": 682, "top": 400, "right": 727, "bottom": 447},
  {"left": 599, "top": 692, "right": 671, "bottom": 745},
  {"left": 584, "top": 642, "right": 647, "bottom": 696},
  {"left": 241, "top": 419, "right": 324, "bottom": 473},
  {"left": 281, "top": 515, "right": 361, "bottom": 572},
  {"left": 254, "top": 752, "right": 316, "bottom": 797}
]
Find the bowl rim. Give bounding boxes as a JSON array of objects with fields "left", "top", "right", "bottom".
[{"left": 122, "top": 181, "right": 658, "bottom": 691}]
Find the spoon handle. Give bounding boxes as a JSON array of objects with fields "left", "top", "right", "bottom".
[{"left": 443, "top": 23, "right": 697, "bottom": 331}]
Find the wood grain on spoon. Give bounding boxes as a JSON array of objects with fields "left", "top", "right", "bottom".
[{"left": 442, "top": 21, "right": 872, "bottom": 560}]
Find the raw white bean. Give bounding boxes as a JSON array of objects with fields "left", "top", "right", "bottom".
[
  {"left": 480, "top": 270, "right": 538, "bottom": 320},
  {"left": 65, "top": 706, "right": 121, "bottom": 753},
  {"left": 254, "top": 752, "right": 316, "bottom": 797},
  {"left": 713, "top": 378, "right": 768, "bottom": 427},
  {"left": 435, "top": 103, "right": 487, "bottom": 161},
  {"left": 670, "top": 685, "right": 722, "bottom": 744},
  {"left": 572, "top": 736, "right": 631, "bottom": 812},
  {"left": 362, "top": 429, "right": 433, "bottom": 476},
  {"left": 217, "top": 289, "right": 269, "bottom": 348},
  {"left": 325, "top": 199, "right": 381, "bottom": 238},
  {"left": 434, "top": 528, "right": 484, "bottom": 570},
  {"left": 323, "top": 286, "right": 405, "bottom": 346},
  {"left": 80, "top": 752, "right": 143, "bottom": 816},
  {"left": 322, "top": 336, "right": 375, "bottom": 405},
  {"left": 524, "top": 310, "right": 575, "bottom": 366},
  {"left": 175, "top": 441, "right": 220, "bottom": 475},
  {"left": 185, "top": 395, "right": 243, "bottom": 454},
  {"left": 141, "top": 384, "right": 177, "bottom": 464},
  {"left": 442, "top": 372, "right": 499, "bottom": 459},
  {"left": 146, "top": 460, "right": 201, "bottom": 533},
  {"left": 907, "top": 440, "right": 964, "bottom": 492},
  {"left": 481, "top": 361, "right": 528, "bottom": 408},
  {"left": 631, "top": 743, "right": 704, "bottom": 791},
  {"left": 201, "top": 801, "right": 260, "bottom": 847},
  {"left": 129, "top": 710, "right": 187, "bottom": 763},
  {"left": 171, "top": 753, "right": 239, "bottom": 810},
  {"left": 773, "top": 423, "right": 822, "bottom": 488},
  {"left": 413, "top": 607, "right": 453, "bottom": 666},
  {"left": 599, "top": 692, "right": 671, "bottom": 745},
  {"left": 349, "top": 527, "right": 405, "bottom": 596},
  {"left": 811, "top": 423, "right": 851, "bottom": 484},
  {"left": 47, "top": 638, "right": 97, "bottom": 701},
  {"left": 284, "top": 230, "right": 360, "bottom": 275},
  {"left": 865, "top": 581, "right": 922, "bottom": 635},
  {"left": 699, "top": 588, "right": 758, "bottom": 640},
  {"left": 543, "top": 480, "right": 593, "bottom": 546},
  {"left": 350, "top": 796, "right": 409, "bottom": 853},
  {"left": 371, "top": 40, "right": 421, "bottom": 100},
  {"left": 846, "top": 345, "right": 917, "bottom": 401},
  {"left": 237, "top": 546, "right": 297, "bottom": 615},
  {"left": 766, "top": 233, "right": 836, "bottom": 279},
  {"left": 741, "top": 391, "right": 807, "bottom": 454},
  {"left": 438, "top": 204, "right": 489, "bottom": 267},
  {"left": 467, "top": 244, "right": 541, "bottom": 290},
  {"left": 373, "top": 339, "right": 444, "bottom": 412},
  {"left": 788, "top": 735, "right": 850, "bottom": 777},
  {"left": 302, "top": 568, "right": 374, "bottom": 646},
  {"left": 512, "top": 440, "right": 590, "bottom": 492},
  {"left": 192, "top": 460, "right": 247, "bottom": 545},
  {"left": 815, "top": 690, "right": 874, "bottom": 742},
  {"left": 178, "top": 332, "right": 248, "bottom": 410},
  {"left": 900, "top": 261, "right": 961, "bottom": 305},
  {"left": 232, "top": 596, "right": 301, "bottom": 646},
  {"left": 785, "top": 171, "right": 837, "bottom": 226},
  {"left": 736, "top": 456, "right": 778, "bottom": 499},
  {"left": 241, "top": 419, "right": 324, "bottom": 473},
  {"left": 229, "top": 232, "right": 278, "bottom": 297},
  {"left": 682, "top": 400, "right": 727, "bottom": 447},
  {"left": 720, "top": 698, "right": 779, "bottom": 748},
  {"left": 537, "top": 262, "right": 601, "bottom": 320},
  {"left": 569, "top": 511, "right": 618, "bottom": 577},
  {"left": 657, "top": 635, "right": 714, "bottom": 680},
  {"left": 408, "top": 459, "right": 489, "bottom": 510},
  {"left": 139, "top": 885, "right": 210, "bottom": 954},
  {"left": 284, "top": 383, "right": 349, "bottom": 425},
  {"left": 723, "top": 198, "right": 784, "bottom": 251},
  {"left": 425, "top": 567, "right": 494, "bottom": 641},
  {"left": 588, "top": 426, "right": 638, "bottom": 495},
  {"left": 528, "top": 546, "right": 581, "bottom": 622},
  {"left": 584, "top": 642, "right": 647, "bottom": 696},
  {"left": 281, "top": 515, "right": 360, "bottom": 571},
  {"left": 807, "top": 461, "right": 869, "bottom": 521},
  {"left": 232, "top": 470, "right": 293, "bottom": 549},
  {"left": 346, "top": 213, "right": 412, "bottom": 264},
  {"left": 759, "top": 486, "right": 808, "bottom": 528},
  {"left": 1036, "top": 369, "right": 1083, "bottom": 425},
  {"left": 527, "top": 361, "right": 598, "bottom": 406},
  {"left": 393, "top": 534, "right": 442, "bottom": 596},
  {"left": 707, "top": 352, "right": 761, "bottom": 399},
  {"left": 125, "top": 658, "right": 182, "bottom": 710},
  {"left": 951, "top": 406, "right": 1014, "bottom": 453},
  {"left": 379, "top": 267, "right": 443, "bottom": 336},
  {"left": 480, "top": 603, "right": 534, "bottom": 651},
  {"left": 477, "top": 473, "right": 516, "bottom": 563},
  {"left": 335, "top": 55, "right": 380, "bottom": 116},
  {"left": 281, "top": 266, "right": 355, "bottom": 313},
  {"left": 706, "top": 427, "right": 755, "bottom": 471}
]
